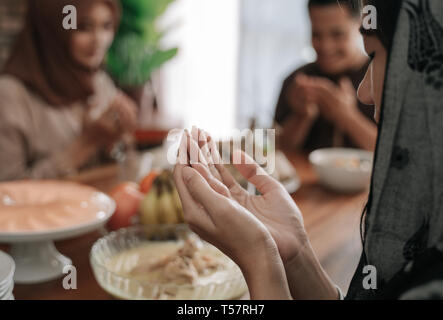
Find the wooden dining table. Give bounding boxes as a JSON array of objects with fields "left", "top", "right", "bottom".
[{"left": 1, "top": 151, "right": 368, "bottom": 300}]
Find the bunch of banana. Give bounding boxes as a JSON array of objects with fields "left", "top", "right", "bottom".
[{"left": 139, "top": 170, "right": 184, "bottom": 225}]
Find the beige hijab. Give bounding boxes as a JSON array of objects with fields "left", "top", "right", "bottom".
[{"left": 2, "top": 0, "right": 120, "bottom": 106}]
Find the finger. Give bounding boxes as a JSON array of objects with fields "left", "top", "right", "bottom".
[
  {"left": 305, "top": 82, "right": 333, "bottom": 108},
  {"left": 191, "top": 126, "right": 208, "bottom": 150},
  {"left": 116, "top": 105, "right": 135, "bottom": 132},
  {"left": 191, "top": 128, "right": 219, "bottom": 179},
  {"left": 206, "top": 133, "right": 223, "bottom": 166},
  {"left": 294, "top": 75, "right": 310, "bottom": 95},
  {"left": 182, "top": 166, "right": 231, "bottom": 219},
  {"left": 189, "top": 128, "right": 215, "bottom": 166},
  {"left": 122, "top": 98, "right": 138, "bottom": 124},
  {"left": 339, "top": 77, "right": 356, "bottom": 94},
  {"left": 177, "top": 130, "right": 189, "bottom": 166},
  {"left": 173, "top": 164, "right": 214, "bottom": 230},
  {"left": 295, "top": 73, "right": 308, "bottom": 86},
  {"left": 120, "top": 94, "right": 137, "bottom": 117},
  {"left": 199, "top": 131, "right": 223, "bottom": 181},
  {"left": 104, "top": 100, "right": 126, "bottom": 127},
  {"left": 185, "top": 130, "right": 208, "bottom": 166},
  {"left": 214, "top": 162, "right": 249, "bottom": 204},
  {"left": 318, "top": 79, "right": 339, "bottom": 97},
  {"left": 191, "top": 125, "right": 199, "bottom": 143},
  {"left": 191, "top": 163, "right": 231, "bottom": 198},
  {"left": 304, "top": 76, "right": 332, "bottom": 92},
  {"left": 232, "top": 150, "right": 282, "bottom": 195},
  {"left": 192, "top": 126, "right": 208, "bottom": 149},
  {"left": 190, "top": 162, "right": 212, "bottom": 181},
  {"left": 98, "top": 113, "right": 120, "bottom": 136},
  {"left": 198, "top": 130, "right": 213, "bottom": 164}
]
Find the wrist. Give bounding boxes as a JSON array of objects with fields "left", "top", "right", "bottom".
[
  {"left": 293, "top": 108, "right": 318, "bottom": 123},
  {"left": 238, "top": 233, "right": 279, "bottom": 273},
  {"left": 239, "top": 236, "right": 292, "bottom": 300},
  {"left": 337, "top": 108, "right": 361, "bottom": 133},
  {"left": 284, "top": 241, "right": 339, "bottom": 300}
]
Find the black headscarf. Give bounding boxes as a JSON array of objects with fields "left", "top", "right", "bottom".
[{"left": 347, "top": 0, "right": 443, "bottom": 299}]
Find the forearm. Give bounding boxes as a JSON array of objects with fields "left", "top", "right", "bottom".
[
  {"left": 240, "top": 240, "right": 292, "bottom": 300},
  {"left": 339, "top": 112, "right": 377, "bottom": 151},
  {"left": 28, "top": 136, "right": 97, "bottom": 179},
  {"left": 284, "top": 242, "right": 339, "bottom": 300},
  {"left": 0, "top": 128, "right": 96, "bottom": 180}
]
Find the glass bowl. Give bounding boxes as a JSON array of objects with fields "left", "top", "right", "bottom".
[{"left": 90, "top": 225, "right": 248, "bottom": 300}]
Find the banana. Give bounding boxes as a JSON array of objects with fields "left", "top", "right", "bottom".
[
  {"left": 139, "top": 170, "right": 185, "bottom": 225},
  {"left": 140, "top": 183, "right": 159, "bottom": 225},
  {"left": 157, "top": 189, "right": 179, "bottom": 224}
]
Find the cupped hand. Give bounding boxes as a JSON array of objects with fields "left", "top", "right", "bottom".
[
  {"left": 288, "top": 74, "right": 319, "bottom": 120},
  {"left": 108, "top": 91, "right": 138, "bottom": 133},
  {"left": 173, "top": 130, "right": 293, "bottom": 299},
  {"left": 173, "top": 133, "right": 277, "bottom": 269},
  {"left": 184, "top": 127, "right": 309, "bottom": 264},
  {"left": 175, "top": 128, "right": 339, "bottom": 300},
  {"left": 83, "top": 91, "right": 137, "bottom": 146},
  {"left": 302, "top": 76, "right": 359, "bottom": 128}
]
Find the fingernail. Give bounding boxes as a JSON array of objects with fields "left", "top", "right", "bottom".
[{"left": 182, "top": 167, "right": 194, "bottom": 183}]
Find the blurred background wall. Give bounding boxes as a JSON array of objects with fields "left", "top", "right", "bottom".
[
  {"left": 0, "top": 0, "right": 26, "bottom": 69},
  {"left": 160, "top": 0, "right": 313, "bottom": 137},
  {"left": 236, "top": 0, "right": 313, "bottom": 129}
]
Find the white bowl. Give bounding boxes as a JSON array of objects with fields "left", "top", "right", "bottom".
[{"left": 309, "top": 148, "right": 373, "bottom": 193}]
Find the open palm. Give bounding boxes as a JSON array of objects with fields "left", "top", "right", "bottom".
[{"left": 187, "top": 128, "right": 308, "bottom": 263}]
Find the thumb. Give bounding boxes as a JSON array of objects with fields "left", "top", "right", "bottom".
[
  {"left": 232, "top": 150, "right": 282, "bottom": 195},
  {"left": 339, "top": 77, "right": 355, "bottom": 93},
  {"left": 182, "top": 166, "right": 225, "bottom": 210}
]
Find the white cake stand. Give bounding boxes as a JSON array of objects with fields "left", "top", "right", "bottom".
[{"left": 0, "top": 192, "right": 115, "bottom": 284}]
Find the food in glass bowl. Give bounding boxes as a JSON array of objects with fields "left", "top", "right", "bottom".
[
  {"left": 117, "top": 236, "right": 230, "bottom": 286},
  {"left": 90, "top": 225, "right": 247, "bottom": 300}
]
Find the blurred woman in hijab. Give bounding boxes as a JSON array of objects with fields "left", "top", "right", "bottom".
[{"left": 0, "top": 0, "right": 137, "bottom": 181}]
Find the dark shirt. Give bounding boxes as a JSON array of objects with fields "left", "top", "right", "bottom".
[{"left": 274, "top": 62, "right": 374, "bottom": 151}]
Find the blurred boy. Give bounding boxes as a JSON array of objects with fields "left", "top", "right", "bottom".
[{"left": 274, "top": 0, "right": 376, "bottom": 151}]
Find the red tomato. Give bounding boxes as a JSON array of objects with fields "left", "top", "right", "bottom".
[
  {"left": 139, "top": 170, "right": 161, "bottom": 194},
  {"left": 107, "top": 182, "right": 144, "bottom": 231}
]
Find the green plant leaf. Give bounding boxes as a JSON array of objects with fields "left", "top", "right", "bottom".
[{"left": 106, "top": 0, "right": 178, "bottom": 87}]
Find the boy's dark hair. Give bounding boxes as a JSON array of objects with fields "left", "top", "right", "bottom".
[{"left": 308, "top": 0, "right": 361, "bottom": 18}]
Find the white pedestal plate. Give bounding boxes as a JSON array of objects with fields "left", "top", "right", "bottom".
[{"left": 0, "top": 188, "right": 115, "bottom": 284}]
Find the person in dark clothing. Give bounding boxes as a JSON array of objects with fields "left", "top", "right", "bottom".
[{"left": 275, "top": 0, "right": 377, "bottom": 151}]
